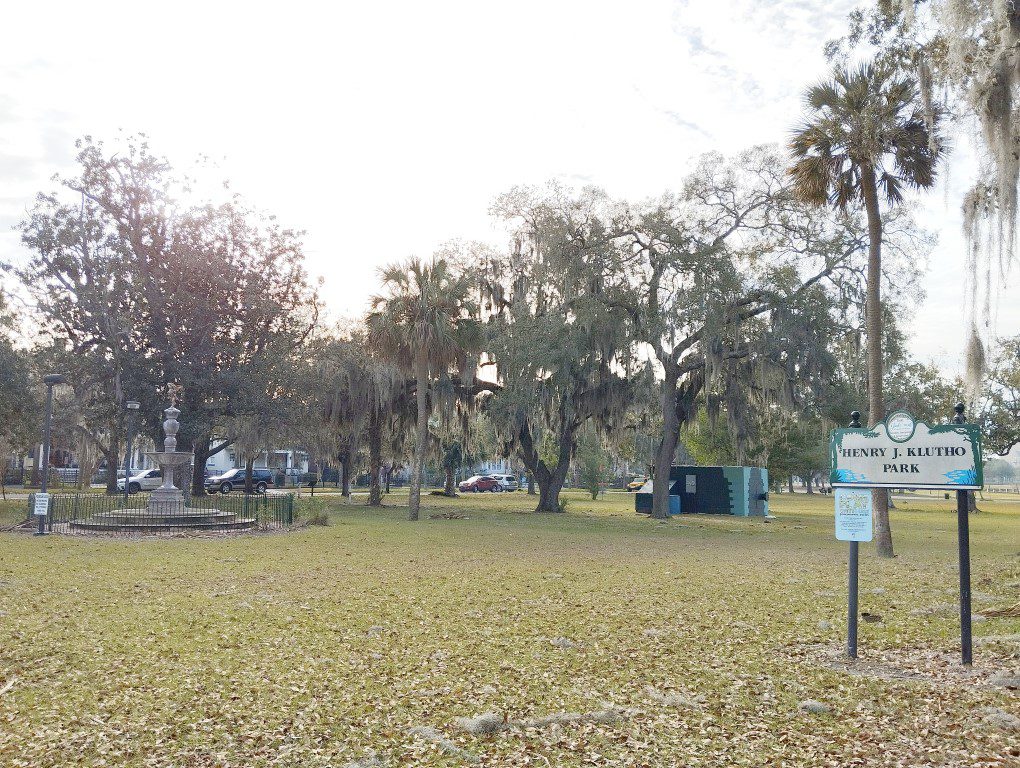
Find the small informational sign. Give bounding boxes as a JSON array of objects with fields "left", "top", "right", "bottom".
[
  {"left": 834, "top": 489, "right": 873, "bottom": 542},
  {"left": 685, "top": 475, "right": 696, "bottom": 493},
  {"left": 33, "top": 492, "right": 50, "bottom": 517},
  {"left": 830, "top": 410, "right": 982, "bottom": 490}
]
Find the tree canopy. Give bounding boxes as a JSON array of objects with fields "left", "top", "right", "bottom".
[{"left": 15, "top": 136, "right": 319, "bottom": 493}]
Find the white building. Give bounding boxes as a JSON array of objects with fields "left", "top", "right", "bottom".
[{"left": 204, "top": 445, "right": 309, "bottom": 477}]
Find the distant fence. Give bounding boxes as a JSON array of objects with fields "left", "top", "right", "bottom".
[
  {"left": 4, "top": 467, "right": 116, "bottom": 488},
  {"left": 984, "top": 483, "right": 1020, "bottom": 494},
  {"left": 26, "top": 492, "right": 294, "bottom": 535}
]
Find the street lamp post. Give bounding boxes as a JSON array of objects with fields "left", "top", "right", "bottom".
[
  {"left": 123, "top": 401, "right": 141, "bottom": 505},
  {"left": 36, "top": 373, "right": 66, "bottom": 536}
]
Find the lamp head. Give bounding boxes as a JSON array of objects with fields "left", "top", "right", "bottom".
[
  {"left": 126, "top": 401, "right": 141, "bottom": 410},
  {"left": 43, "top": 373, "right": 66, "bottom": 386}
]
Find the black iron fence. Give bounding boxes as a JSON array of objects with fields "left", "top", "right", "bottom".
[{"left": 26, "top": 492, "right": 294, "bottom": 535}]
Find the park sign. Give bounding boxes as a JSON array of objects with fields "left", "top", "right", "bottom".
[
  {"left": 830, "top": 410, "right": 982, "bottom": 491},
  {"left": 831, "top": 404, "right": 981, "bottom": 666},
  {"left": 33, "top": 492, "right": 49, "bottom": 517}
]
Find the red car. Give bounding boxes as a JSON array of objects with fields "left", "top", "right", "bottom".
[{"left": 458, "top": 475, "right": 501, "bottom": 493}]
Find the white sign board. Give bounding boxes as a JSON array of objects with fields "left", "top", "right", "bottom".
[
  {"left": 33, "top": 492, "right": 50, "bottom": 517},
  {"left": 834, "top": 489, "right": 873, "bottom": 542},
  {"left": 685, "top": 475, "right": 696, "bottom": 493},
  {"left": 830, "top": 411, "right": 982, "bottom": 490}
]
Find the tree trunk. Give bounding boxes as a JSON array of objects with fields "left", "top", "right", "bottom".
[
  {"left": 444, "top": 466, "right": 456, "bottom": 495},
  {"left": 191, "top": 440, "right": 210, "bottom": 496},
  {"left": 788, "top": 476, "right": 794, "bottom": 494},
  {"left": 515, "top": 419, "right": 570, "bottom": 512},
  {"left": 541, "top": 415, "right": 576, "bottom": 512},
  {"left": 805, "top": 474, "right": 814, "bottom": 494},
  {"left": 31, "top": 446, "right": 41, "bottom": 486},
  {"left": 652, "top": 369, "right": 681, "bottom": 519},
  {"left": 104, "top": 432, "right": 121, "bottom": 495},
  {"left": 385, "top": 464, "right": 392, "bottom": 494},
  {"left": 862, "top": 164, "right": 894, "bottom": 558},
  {"left": 968, "top": 490, "right": 978, "bottom": 513},
  {"left": 339, "top": 450, "right": 352, "bottom": 499},
  {"left": 409, "top": 359, "right": 429, "bottom": 521},
  {"left": 368, "top": 411, "right": 382, "bottom": 506},
  {"left": 526, "top": 473, "right": 535, "bottom": 495},
  {"left": 244, "top": 454, "right": 255, "bottom": 494},
  {"left": 535, "top": 472, "right": 560, "bottom": 511},
  {"left": 652, "top": 367, "right": 704, "bottom": 519},
  {"left": 533, "top": 459, "right": 571, "bottom": 512}
]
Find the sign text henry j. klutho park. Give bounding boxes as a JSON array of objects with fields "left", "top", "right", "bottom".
[{"left": 830, "top": 409, "right": 982, "bottom": 490}]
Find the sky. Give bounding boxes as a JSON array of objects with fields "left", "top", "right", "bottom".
[{"left": 1, "top": 0, "right": 1016, "bottom": 375}]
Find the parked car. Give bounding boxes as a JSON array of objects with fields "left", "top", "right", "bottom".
[
  {"left": 458, "top": 475, "right": 501, "bottom": 493},
  {"left": 626, "top": 475, "right": 649, "bottom": 492},
  {"left": 118, "top": 468, "right": 163, "bottom": 494},
  {"left": 204, "top": 468, "right": 274, "bottom": 494},
  {"left": 489, "top": 474, "right": 520, "bottom": 491}
]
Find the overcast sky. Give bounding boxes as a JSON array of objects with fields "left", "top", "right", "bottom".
[{"left": 1, "top": 0, "right": 1016, "bottom": 374}]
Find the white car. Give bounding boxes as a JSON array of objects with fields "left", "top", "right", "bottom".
[
  {"left": 118, "top": 468, "right": 163, "bottom": 494},
  {"left": 490, "top": 474, "right": 520, "bottom": 491}
]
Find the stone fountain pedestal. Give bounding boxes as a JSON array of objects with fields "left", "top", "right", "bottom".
[{"left": 144, "top": 406, "right": 193, "bottom": 515}]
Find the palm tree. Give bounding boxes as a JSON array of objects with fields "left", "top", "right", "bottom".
[
  {"left": 789, "top": 62, "right": 944, "bottom": 558},
  {"left": 317, "top": 332, "right": 403, "bottom": 503},
  {"left": 367, "top": 258, "right": 478, "bottom": 521}
]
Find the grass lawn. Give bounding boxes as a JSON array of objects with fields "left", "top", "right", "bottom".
[{"left": 0, "top": 489, "right": 1017, "bottom": 767}]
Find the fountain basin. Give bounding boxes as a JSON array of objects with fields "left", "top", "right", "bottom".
[{"left": 69, "top": 508, "right": 256, "bottom": 532}]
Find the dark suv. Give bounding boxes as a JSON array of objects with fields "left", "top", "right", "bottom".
[{"left": 205, "top": 468, "right": 274, "bottom": 494}]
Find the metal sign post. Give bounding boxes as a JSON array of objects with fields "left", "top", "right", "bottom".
[
  {"left": 847, "top": 540, "right": 858, "bottom": 659},
  {"left": 830, "top": 404, "right": 981, "bottom": 665},
  {"left": 835, "top": 481, "right": 873, "bottom": 659},
  {"left": 953, "top": 404, "right": 973, "bottom": 665}
]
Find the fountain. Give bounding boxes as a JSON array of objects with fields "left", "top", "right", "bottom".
[
  {"left": 69, "top": 401, "right": 258, "bottom": 533},
  {"left": 144, "top": 404, "right": 195, "bottom": 516}
]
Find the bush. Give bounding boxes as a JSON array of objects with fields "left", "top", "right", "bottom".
[
  {"left": 307, "top": 510, "right": 329, "bottom": 526},
  {"left": 575, "top": 433, "right": 612, "bottom": 500}
]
